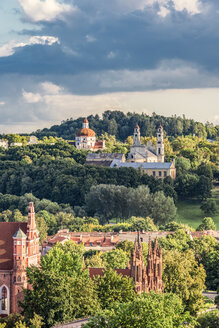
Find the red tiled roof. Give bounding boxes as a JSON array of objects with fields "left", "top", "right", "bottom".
[
  {"left": 89, "top": 268, "right": 104, "bottom": 278},
  {"left": 76, "top": 128, "right": 95, "bottom": 137},
  {"left": 89, "top": 268, "right": 131, "bottom": 279},
  {"left": 47, "top": 236, "right": 67, "bottom": 244},
  {"left": 93, "top": 141, "right": 104, "bottom": 149},
  {"left": 0, "top": 222, "right": 27, "bottom": 270}
]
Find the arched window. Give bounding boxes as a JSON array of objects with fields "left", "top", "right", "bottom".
[
  {"left": 1, "top": 286, "right": 8, "bottom": 312},
  {"left": 17, "top": 276, "right": 21, "bottom": 282},
  {"left": 0, "top": 285, "right": 10, "bottom": 314}
]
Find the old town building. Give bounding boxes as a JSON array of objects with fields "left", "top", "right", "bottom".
[
  {"left": 0, "top": 202, "right": 40, "bottom": 316},
  {"left": 127, "top": 124, "right": 165, "bottom": 163},
  {"left": 42, "top": 230, "right": 119, "bottom": 254},
  {"left": 84, "top": 123, "right": 176, "bottom": 179},
  {"left": 89, "top": 232, "right": 164, "bottom": 294},
  {"left": 75, "top": 118, "right": 105, "bottom": 151}
]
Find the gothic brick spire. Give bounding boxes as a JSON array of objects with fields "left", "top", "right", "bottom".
[{"left": 27, "top": 202, "right": 36, "bottom": 239}]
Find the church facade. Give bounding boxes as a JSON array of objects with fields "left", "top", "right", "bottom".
[
  {"left": 127, "top": 124, "right": 164, "bottom": 163},
  {"left": 89, "top": 232, "right": 164, "bottom": 294},
  {"left": 111, "top": 124, "right": 176, "bottom": 179},
  {"left": 0, "top": 203, "right": 40, "bottom": 316},
  {"left": 75, "top": 118, "right": 105, "bottom": 151}
]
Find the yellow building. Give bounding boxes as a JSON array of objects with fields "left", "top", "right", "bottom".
[{"left": 110, "top": 161, "right": 176, "bottom": 179}]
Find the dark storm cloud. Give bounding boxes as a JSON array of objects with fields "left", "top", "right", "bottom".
[
  {"left": 1, "top": 0, "right": 219, "bottom": 130},
  {"left": 1, "top": 0, "right": 219, "bottom": 79}
]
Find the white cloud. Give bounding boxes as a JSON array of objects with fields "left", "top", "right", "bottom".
[
  {"left": 0, "top": 101, "right": 5, "bottom": 106},
  {"left": 0, "top": 36, "right": 60, "bottom": 57},
  {"left": 146, "top": 0, "right": 201, "bottom": 16},
  {"left": 172, "top": 0, "right": 201, "bottom": 14},
  {"left": 41, "top": 82, "right": 62, "bottom": 95},
  {"left": 158, "top": 6, "right": 170, "bottom": 17},
  {"left": 19, "top": 0, "right": 75, "bottom": 22},
  {"left": 21, "top": 87, "right": 219, "bottom": 129},
  {"left": 22, "top": 91, "right": 42, "bottom": 103}
]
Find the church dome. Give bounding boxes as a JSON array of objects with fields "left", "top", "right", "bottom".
[{"left": 76, "top": 128, "right": 96, "bottom": 137}]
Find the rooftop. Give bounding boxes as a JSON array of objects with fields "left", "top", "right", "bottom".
[
  {"left": 0, "top": 222, "right": 27, "bottom": 270},
  {"left": 111, "top": 162, "right": 174, "bottom": 169}
]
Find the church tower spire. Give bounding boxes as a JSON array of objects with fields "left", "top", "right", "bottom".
[
  {"left": 130, "top": 232, "right": 148, "bottom": 293},
  {"left": 133, "top": 123, "right": 141, "bottom": 146},
  {"left": 26, "top": 202, "right": 40, "bottom": 266},
  {"left": 82, "top": 118, "right": 89, "bottom": 129},
  {"left": 27, "top": 202, "right": 36, "bottom": 240},
  {"left": 156, "top": 125, "right": 165, "bottom": 162}
]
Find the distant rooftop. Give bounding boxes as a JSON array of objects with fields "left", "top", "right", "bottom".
[
  {"left": 110, "top": 162, "right": 173, "bottom": 169},
  {"left": 86, "top": 153, "right": 125, "bottom": 160}
]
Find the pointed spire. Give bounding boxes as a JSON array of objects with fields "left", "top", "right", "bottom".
[
  {"left": 148, "top": 236, "right": 152, "bottom": 256},
  {"left": 137, "top": 231, "right": 141, "bottom": 247},
  {"left": 27, "top": 202, "right": 36, "bottom": 239},
  {"left": 82, "top": 118, "right": 89, "bottom": 129},
  {"left": 154, "top": 237, "right": 159, "bottom": 254}
]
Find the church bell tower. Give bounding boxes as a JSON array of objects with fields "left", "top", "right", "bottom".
[
  {"left": 156, "top": 125, "right": 164, "bottom": 162},
  {"left": 133, "top": 123, "right": 141, "bottom": 146}
]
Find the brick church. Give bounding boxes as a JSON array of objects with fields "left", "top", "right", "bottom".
[
  {"left": 0, "top": 203, "right": 163, "bottom": 316},
  {"left": 0, "top": 202, "right": 40, "bottom": 315},
  {"left": 89, "top": 232, "right": 164, "bottom": 293}
]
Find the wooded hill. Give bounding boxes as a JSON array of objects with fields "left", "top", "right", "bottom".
[{"left": 34, "top": 110, "right": 219, "bottom": 140}]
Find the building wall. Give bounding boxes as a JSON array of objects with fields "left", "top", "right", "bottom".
[
  {"left": 142, "top": 168, "right": 176, "bottom": 179},
  {"left": 0, "top": 272, "right": 11, "bottom": 315}
]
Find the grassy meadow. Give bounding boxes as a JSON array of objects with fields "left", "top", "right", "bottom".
[{"left": 176, "top": 185, "right": 219, "bottom": 230}]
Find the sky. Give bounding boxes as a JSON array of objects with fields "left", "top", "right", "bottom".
[{"left": 1, "top": 0, "right": 219, "bottom": 133}]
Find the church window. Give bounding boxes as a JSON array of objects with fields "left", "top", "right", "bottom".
[
  {"left": 17, "top": 276, "right": 21, "bottom": 282},
  {"left": 158, "top": 148, "right": 161, "bottom": 154},
  {"left": 159, "top": 171, "right": 162, "bottom": 177},
  {"left": 158, "top": 134, "right": 161, "bottom": 137},
  {"left": 17, "top": 241, "right": 21, "bottom": 245},
  {"left": 1, "top": 286, "right": 8, "bottom": 311},
  {"left": 153, "top": 171, "right": 156, "bottom": 177},
  {"left": 164, "top": 171, "right": 167, "bottom": 177},
  {"left": 14, "top": 276, "right": 16, "bottom": 283}
]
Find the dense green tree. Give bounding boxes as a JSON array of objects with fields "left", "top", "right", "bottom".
[
  {"left": 20, "top": 241, "right": 99, "bottom": 327},
  {"left": 35, "top": 217, "right": 48, "bottom": 244},
  {"left": 128, "top": 216, "right": 157, "bottom": 231},
  {"left": 116, "top": 240, "right": 134, "bottom": 256},
  {"left": 101, "top": 249, "right": 129, "bottom": 269},
  {"left": 196, "top": 311, "right": 219, "bottom": 328},
  {"left": 21, "top": 269, "right": 99, "bottom": 327},
  {"left": 202, "top": 250, "right": 219, "bottom": 290},
  {"left": 30, "top": 313, "right": 44, "bottom": 328},
  {"left": 150, "top": 191, "right": 176, "bottom": 224},
  {"left": 197, "top": 217, "right": 216, "bottom": 231},
  {"left": 82, "top": 292, "right": 197, "bottom": 328},
  {"left": 200, "top": 199, "right": 217, "bottom": 216},
  {"left": 197, "top": 176, "right": 212, "bottom": 199},
  {"left": 175, "top": 157, "right": 191, "bottom": 174},
  {"left": 159, "top": 229, "right": 191, "bottom": 252},
  {"left": 85, "top": 252, "right": 106, "bottom": 269},
  {"left": 162, "top": 249, "right": 206, "bottom": 314},
  {"left": 94, "top": 269, "right": 135, "bottom": 309},
  {"left": 41, "top": 241, "right": 85, "bottom": 278},
  {"left": 86, "top": 185, "right": 176, "bottom": 225},
  {"left": 174, "top": 173, "right": 199, "bottom": 198},
  {"left": 196, "top": 163, "right": 213, "bottom": 180}
]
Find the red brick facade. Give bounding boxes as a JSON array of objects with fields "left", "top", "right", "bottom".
[
  {"left": 0, "top": 202, "right": 40, "bottom": 315},
  {"left": 89, "top": 232, "right": 164, "bottom": 293}
]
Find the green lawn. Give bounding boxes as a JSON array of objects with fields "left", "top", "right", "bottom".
[{"left": 176, "top": 186, "right": 219, "bottom": 230}]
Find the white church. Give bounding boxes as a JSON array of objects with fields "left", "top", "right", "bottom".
[{"left": 127, "top": 123, "right": 164, "bottom": 163}]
